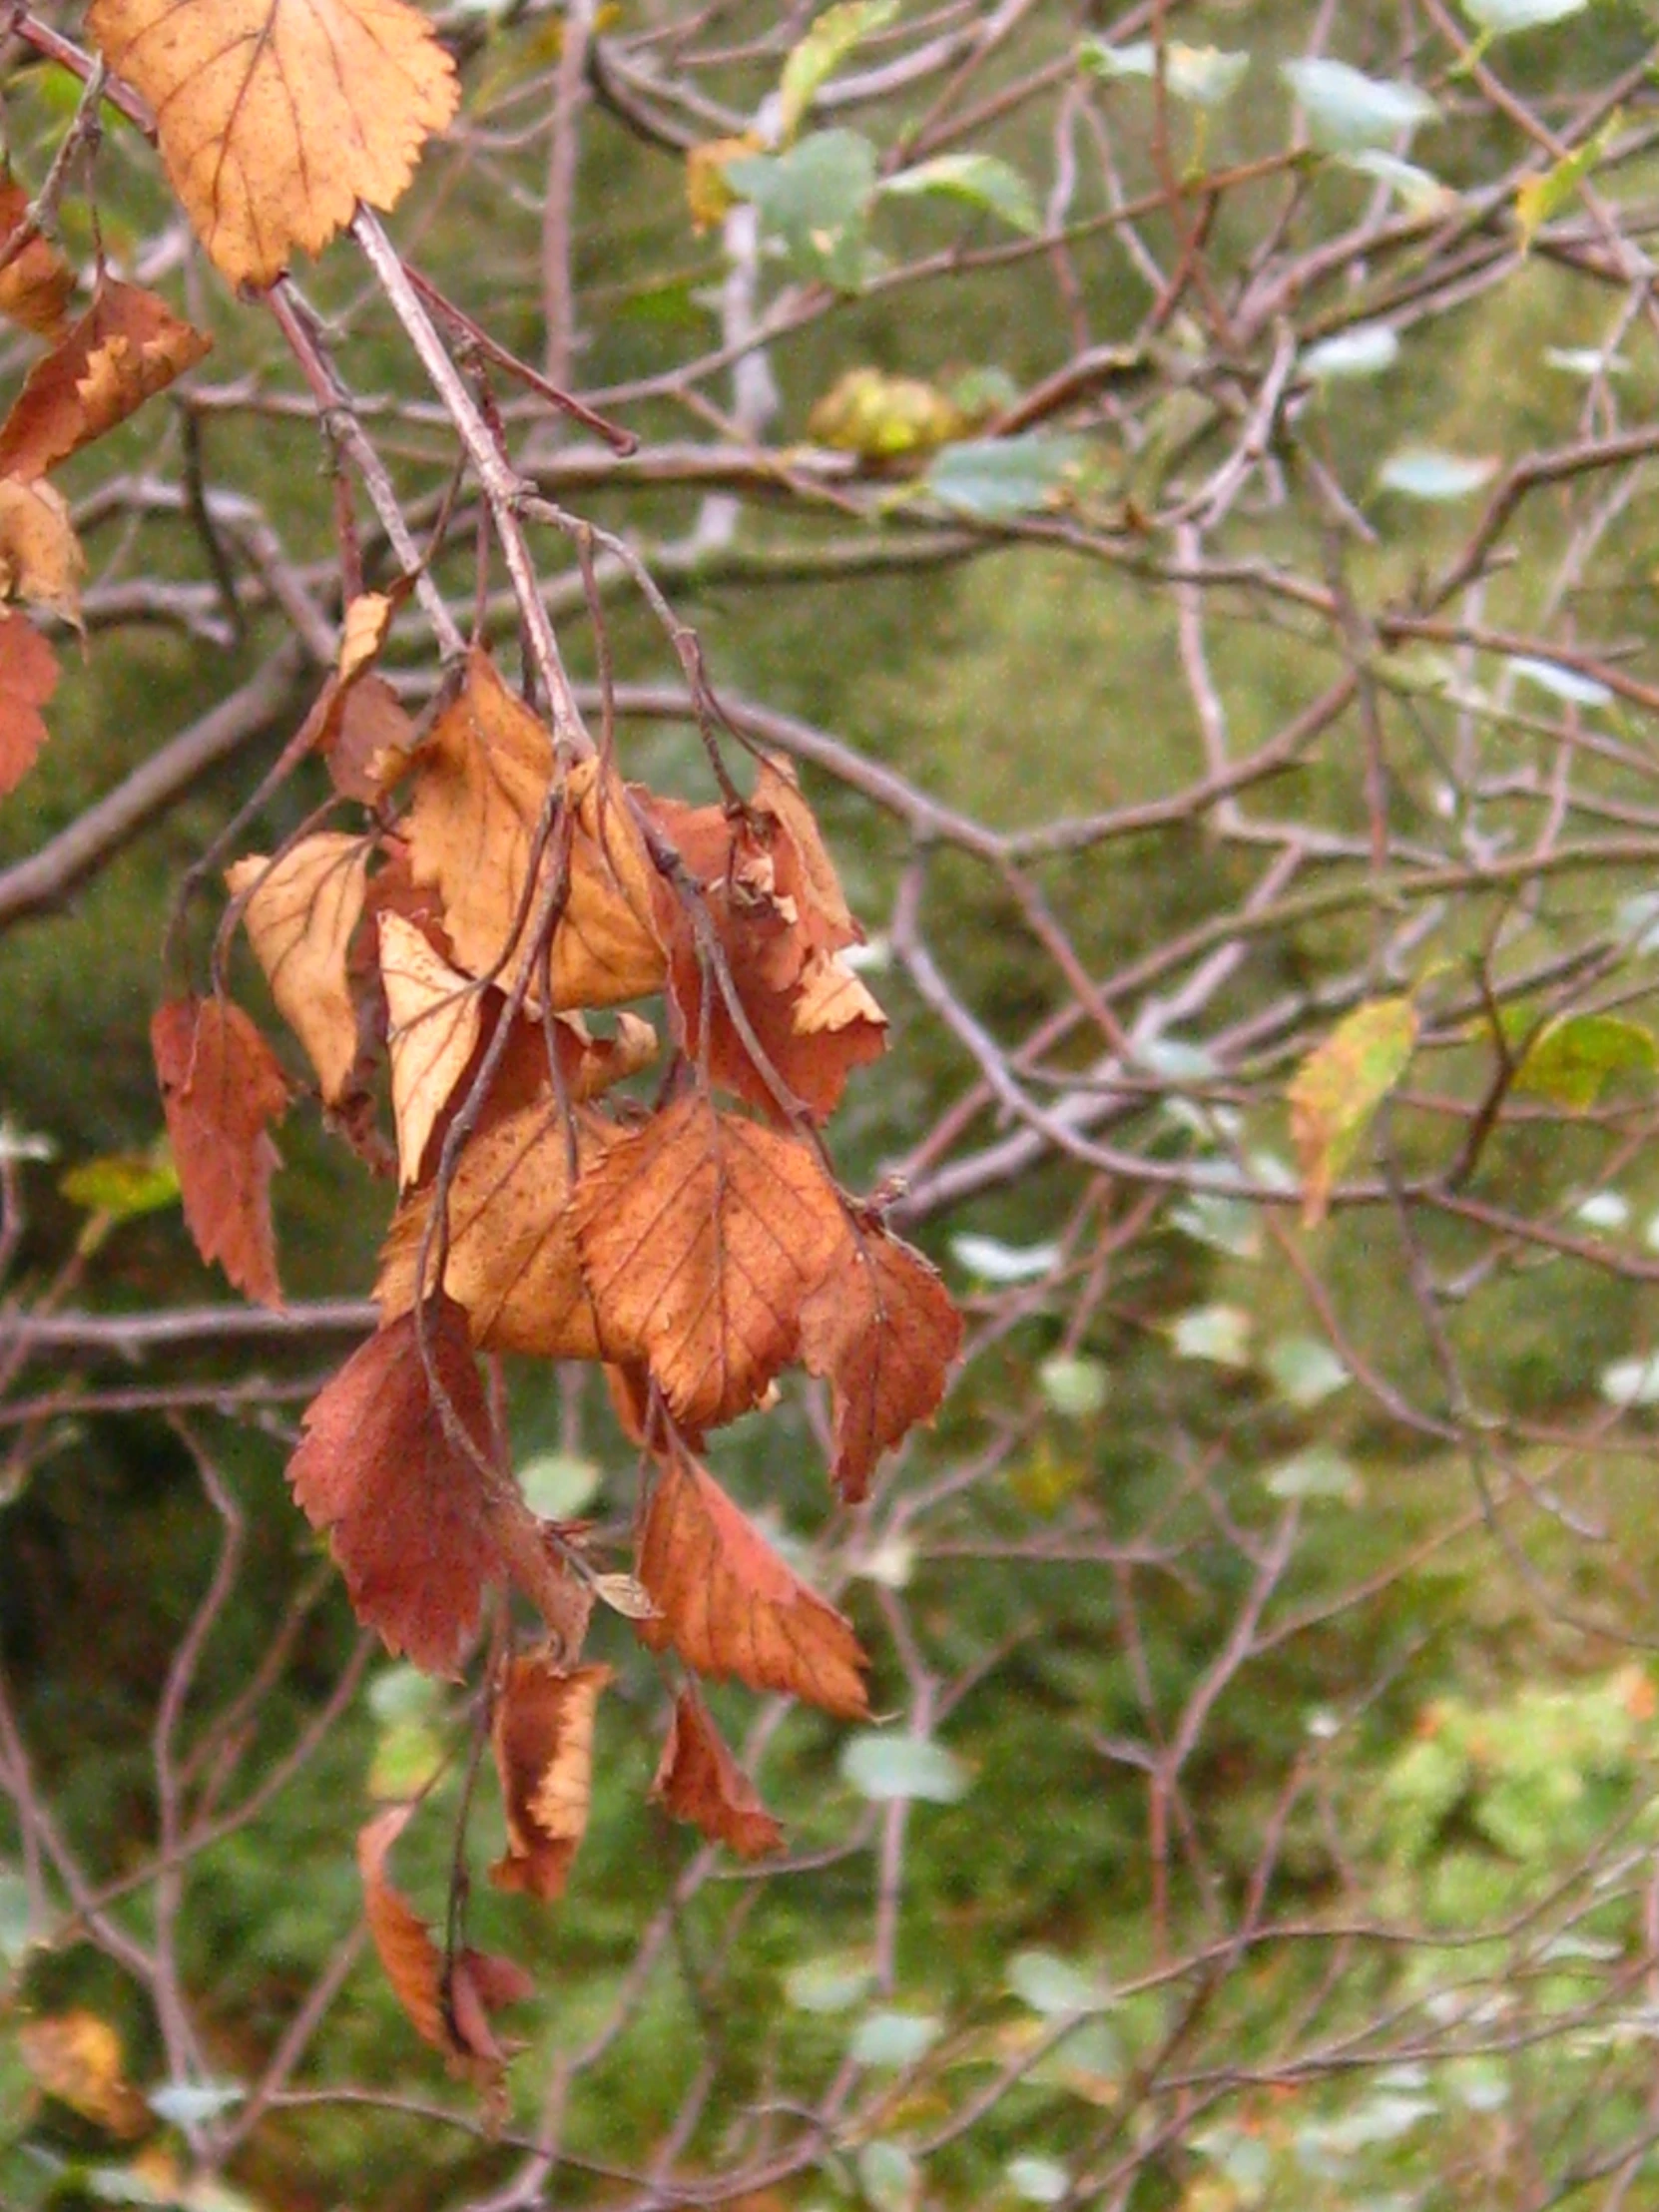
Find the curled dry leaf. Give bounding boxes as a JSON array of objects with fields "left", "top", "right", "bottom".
[
  {"left": 0, "top": 175, "right": 75, "bottom": 340},
  {"left": 0, "top": 281, "right": 211, "bottom": 482},
  {"left": 88, "top": 0, "right": 459, "bottom": 288},
  {"left": 152, "top": 995, "right": 288, "bottom": 1306},
  {"left": 406, "top": 650, "right": 663, "bottom": 1007},
  {"left": 338, "top": 589, "right": 394, "bottom": 682},
  {"left": 378, "top": 911, "right": 483, "bottom": 1188},
  {"left": 376, "top": 1100, "right": 614, "bottom": 1359},
  {"left": 359, "top": 1805, "right": 534, "bottom": 2075},
  {"left": 17, "top": 2010, "right": 150, "bottom": 2137},
  {"left": 0, "top": 609, "right": 57, "bottom": 797},
  {"left": 490, "top": 1654, "right": 612, "bottom": 1900},
  {"left": 801, "top": 1224, "right": 962, "bottom": 1502},
  {"left": 637, "top": 1447, "right": 869, "bottom": 1719},
  {"left": 286, "top": 1296, "right": 502, "bottom": 1673},
  {"left": 226, "top": 833, "right": 372, "bottom": 1107},
  {"left": 0, "top": 477, "right": 85, "bottom": 627},
  {"left": 651, "top": 1691, "right": 785, "bottom": 1859},
  {"left": 573, "top": 1094, "right": 849, "bottom": 1430}
]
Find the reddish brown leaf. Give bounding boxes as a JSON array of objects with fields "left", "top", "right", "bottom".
[
  {"left": 0, "top": 609, "right": 57, "bottom": 796},
  {"left": 651, "top": 1691, "right": 786, "bottom": 1858},
  {"left": 572, "top": 1094, "right": 848, "bottom": 1430},
  {"left": 152, "top": 996, "right": 288, "bottom": 1306},
  {"left": 0, "top": 281, "right": 211, "bottom": 482},
  {"left": 286, "top": 1297, "right": 502, "bottom": 1673},
  {"left": 0, "top": 176, "right": 74, "bottom": 340},
  {"left": 327, "top": 672, "right": 418, "bottom": 800},
  {"left": 489, "top": 1654, "right": 612, "bottom": 1901},
  {"left": 358, "top": 1805, "right": 533, "bottom": 2075},
  {"left": 801, "top": 1225, "right": 962, "bottom": 1502},
  {"left": 637, "top": 1447, "right": 869, "bottom": 1719}
]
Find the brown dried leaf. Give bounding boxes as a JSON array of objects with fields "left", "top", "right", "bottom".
[
  {"left": 286, "top": 1297, "right": 502, "bottom": 1672},
  {"left": 0, "top": 610, "right": 57, "bottom": 797},
  {"left": 753, "top": 756, "right": 861, "bottom": 954},
  {"left": 359, "top": 1805, "right": 533, "bottom": 2073},
  {"left": 339, "top": 589, "right": 393, "bottom": 682},
  {"left": 651, "top": 1691, "right": 785, "bottom": 1858},
  {"left": 328, "top": 672, "right": 418, "bottom": 800},
  {"left": 17, "top": 2010, "right": 149, "bottom": 2137},
  {"left": 0, "top": 477, "right": 85, "bottom": 626},
  {"left": 637, "top": 1448, "right": 869, "bottom": 1718},
  {"left": 376, "top": 1100, "right": 613, "bottom": 1359},
  {"left": 226, "top": 833, "right": 371, "bottom": 1107},
  {"left": 801, "top": 1225, "right": 961, "bottom": 1502},
  {"left": 88, "top": 0, "right": 459, "bottom": 288},
  {"left": 572, "top": 1094, "right": 848, "bottom": 1430},
  {"left": 152, "top": 995, "right": 288, "bottom": 1306},
  {"left": 489, "top": 1654, "right": 612, "bottom": 1900},
  {"left": 0, "top": 281, "right": 210, "bottom": 482},
  {"left": 377, "top": 911, "right": 483, "bottom": 1188},
  {"left": 406, "top": 651, "right": 663, "bottom": 1007},
  {"left": 0, "top": 176, "right": 75, "bottom": 340}
]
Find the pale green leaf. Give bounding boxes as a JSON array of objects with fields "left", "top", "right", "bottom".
[
  {"left": 882, "top": 153, "right": 1040, "bottom": 235},
  {"left": 779, "top": 0, "right": 897, "bottom": 143},
  {"left": 786, "top": 1954, "right": 874, "bottom": 2012},
  {"left": 840, "top": 1733, "right": 971, "bottom": 1803},
  {"left": 59, "top": 1153, "right": 180, "bottom": 1221},
  {"left": 1007, "top": 2156, "right": 1070, "bottom": 2204},
  {"left": 517, "top": 1449, "right": 602, "bottom": 1517},
  {"left": 1264, "top": 1335, "right": 1352, "bottom": 1406},
  {"left": 1038, "top": 1355, "right": 1108, "bottom": 1418},
  {"left": 1301, "top": 323, "right": 1399, "bottom": 379},
  {"left": 1171, "top": 1303, "right": 1251, "bottom": 1367},
  {"left": 1080, "top": 39, "right": 1250, "bottom": 108},
  {"left": 1512, "top": 1013, "right": 1657, "bottom": 1109},
  {"left": 1281, "top": 57, "right": 1437, "bottom": 150},
  {"left": 1340, "top": 149, "right": 1458, "bottom": 217},
  {"left": 850, "top": 2011, "right": 941, "bottom": 2067},
  {"left": 949, "top": 1232, "right": 1060, "bottom": 1283},
  {"left": 1508, "top": 656, "right": 1611, "bottom": 707},
  {"left": 0, "top": 1872, "right": 33, "bottom": 1966},
  {"left": 1462, "top": 0, "right": 1586, "bottom": 29},
  {"left": 1266, "top": 1445, "right": 1363, "bottom": 1502},
  {"left": 1007, "top": 1948, "right": 1109, "bottom": 2015},
  {"left": 1379, "top": 448, "right": 1498, "bottom": 499},
  {"left": 921, "top": 432, "right": 1085, "bottom": 520},
  {"left": 1599, "top": 1355, "right": 1659, "bottom": 1408},
  {"left": 725, "top": 131, "right": 877, "bottom": 288},
  {"left": 857, "top": 2141, "right": 919, "bottom": 2212},
  {"left": 1288, "top": 997, "right": 1418, "bottom": 1224},
  {"left": 148, "top": 2082, "right": 246, "bottom": 2127}
]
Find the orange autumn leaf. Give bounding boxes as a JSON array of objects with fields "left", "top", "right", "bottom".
[
  {"left": 152, "top": 995, "right": 288, "bottom": 1306},
  {"left": 226, "top": 833, "right": 372, "bottom": 1107},
  {"left": 0, "top": 175, "right": 74, "bottom": 340},
  {"left": 286, "top": 1297, "right": 503, "bottom": 1673},
  {"left": 0, "top": 610, "right": 57, "bottom": 797},
  {"left": 0, "top": 478, "right": 85, "bottom": 627},
  {"left": 752, "top": 756, "right": 863, "bottom": 955},
  {"left": 489, "top": 1653, "right": 612, "bottom": 1900},
  {"left": 651, "top": 1691, "right": 785, "bottom": 1859},
  {"left": 88, "top": 0, "right": 459, "bottom": 289},
  {"left": 359, "top": 1804, "right": 534, "bottom": 2075},
  {"left": 375, "top": 1098, "right": 614, "bottom": 1360},
  {"left": 406, "top": 650, "right": 663, "bottom": 1007},
  {"left": 572, "top": 1094, "right": 848, "bottom": 1430},
  {"left": 637, "top": 1447, "right": 869, "bottom": 1719},
  {"left": 801, "top": 1224, "right": 962, "bottom": 1502},
  {"left": 0, "top": 281, "right": 211, "bottom": 482}
]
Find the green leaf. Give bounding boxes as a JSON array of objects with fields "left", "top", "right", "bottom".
[
  {"left": 147, "top": 2082, "right": 245, "bottom": 2127},
  {"left": 849, "top": 2011, "right": 941, "bottom": 2066},
  {"left": 517, "top": 1449, "right": 602, "bottom": 1517},
  {"left": 1080, "top": 39, "right": 1250, "bottom": 108},
  {"left": 1600, "top": 1353, "right": 1659, "bottom": 1408},
  {"left": 920, "top": 432, "right": 1085, "bottom": 520},
  {"left": 857, "top": 2140, "right": 919, "bottom": 2212},
  {"left": 1170, "top": 1192, "right": 1261, "bottom": 1257},
  {"left": 1339, "top": 150, "right": 1458, "bottom": 218},
  {"left": 949, "top": 1232, "right": 1060, "bottom": 1283},
  {"left": 1301, "top": 323, "right": 1399, "bottom": 380},
  {"left": 59, "top": 1153, "right": 180, "bottom": 1221},
  {"left": 882, "top": 154, "right": 1040, "bottom": 236},
  {"left": 725, "top": 131, "right": 877, "bottom": 289},
  {"left": 1038, "top": 1354, "right": 1108, "bottom": 1418},
  {"left": 1007, "top": 1948, "right": 1109, "bottom": 2015},
  {"left": 1511, "top": 1013, "right": 1657, "bottom": 1109},
  {"left": 839, "top": 1733, "right": 971, "bottom": 1804},
  {"left": 1378, "top": 447, "right": 1498, "bottom": 500},
  {"left": 1281, "top": 58, "right": 1437, "bottom": 150},
  {"left": 1171, "top": 1303, "right": 1251, "bottom": 1367},
  {"left": 1288, "top": 997, "right": 1418, "bottom": 1225},
  {"left": 367, "top": 1664, "right": 443, "bottom": 1725},
  {"left": 0, "top": 1873, "right": 33, "bottom": 1967},
  {"left": 1006, "top": 2156, "right": 1070, "bottom": 2205},
  {"left": 1515, "top": 123, "right": 1616, "bottom": 248},
  {"left": 1508, "top": 655, "right": 1611, "bottom": 707},
  {"left": 1462, "top": 0, "right": 1586, "bottom": 30},
  {"left": 1265, "top": 1445, "right": 1363, "bottom": 1502},
  {"left": 778, "top": 0, "right": 897, "bottom": 144},
  {"left": 367, "top": 1717, "right": 445, "bottom": 1801},
  {"left": 1263, "top": 1335, "right": 1351, "bottom": 1407},
  {"left": 785, "top": 1953, "right": 874, "bottom": 2012}
]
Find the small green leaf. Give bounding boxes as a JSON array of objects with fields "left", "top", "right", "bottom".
[
  {"left": 1600, "top": 1355, "right": 1659, "bottom": 1407},
  {"left": 1301, "top": 323, "right": 1399, "bottom": 379},
  {"left": 726, "top": 131, "right": 877, "bottom": 289},
  {"left": 857, "top": 2140, "right": 919, "bottom": 2212},
  {"left": 1288, "top": 997, "right": 1418, "bottom": 1224},
  {"left": 921, "top": 432, "right": 1085, "bottom": 520},
  {"left": 778, "top": 0, "right": 897, "bottom": 143},
  {"left": 518, "top": 1449, "right": 602, "bottom": 1517},
  {"left": 368, "top": 1717, "right": 445, "bottom": 1801},
  {"left": 850, "top": 2011, "right": 941, "bottom": 2067},
  {"left": 148, "top": 2082, "right": 245, "bottom": 2127},
  {"left": 1006, "top": 2156, "right": 1070, "bottom": 2205},
  {"left": 1170, "top": 1193, "right": 1261, "bottom": 1258},
  {"left": 1171, "top": 1303, "right": 1251, "bottom": 1367},
  {"left": 882, "top": 153, "right": 1040, "bottom": 235},
  {"left": 1511, "top": 1013, "right": 1657, "bottom": 1109},
  {"left": 1545, "top": 346, "right": 1630, "bottom": 378},
  {"left": 1038, "top": 1355, "right": 1108, "bottom": 1418},
  {"left": 1378, "top": 448, "right": 1498, "bottom": 500},
  {"left": 0, "top": 1873, "right": 34, "bottom": 1967},
  {"left": 1080, "top": 39, "right": 1250, "bottom": 108},
  {"left": 1462, "top": 0, "right": 1586, "bottom": 30},
  {"left": 59, "top": 1153, "right": 180, "bottom": 1221},
  {"left": 839, "top": 1733, "right": 971, "bottom": 1804},
  {"left": 1008, "top": 1948, "right": 1109, "bottom": 2015},
  {"left": 785, "top": 1953, "right": 874, "bottom": 2012},
  {"left": 1508, "top": 655, "right": 1611, "bottom": 707},
  {"left": 949, "top": 1232, "right": 1060, "bottom": 1283},
  {"left": 367, "top": 1665, "right": 442, "bottom": 1726},
  {"left": 1281, "top": 57, "right": 1437, "bottom": 150},
  {"left": 1264, "top": 1335, "right": 1351, "bottom": 1407},
  {"left": 1515, "top": 122, "right": 1616, "bottom": 248},
  {"left": 1265, "top": 1446, "right": 1363, "bottom": 1502}
]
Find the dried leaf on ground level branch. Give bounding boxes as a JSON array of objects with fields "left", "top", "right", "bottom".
[
  {"left": 801, "top": 1224, "right": 962, "bottom": 1501},
  {"left": 637, "top": 1448, "right": 869, "bottom": 1718},
  {"left": 152, "top": 995, "right": 288, "bottom": 1306},
  {"left": 651, "top": 1691, "right": 785, "bottom": 1858},
  {"left": 0, "top": 609, "right": 56, "bottom": 796},
  {"left": 0, "top": 281, "right": 210, "bottom": 481},
  {"left": 286, "top": 1298, "right": 502, "bottom": 1674},
  {"left": 490, "top": 1655, "right": 612, "bottom": 1900},
  {"left": 88, "top": 0, "right": 459, "bottom": 288},
  {"left": 227, "top": 834, "right": 372, "bottom": 1107}
]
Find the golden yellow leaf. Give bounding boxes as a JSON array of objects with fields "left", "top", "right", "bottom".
[
  {"left": 338, "top": 589, "right": 394, "bottom": 682},
  {"left": 0, "top": 477, "right": 84, "bottom": 626},
  {"left": 88, "top": 0, "right": 459, "bottom": 287},
  {"left": 226, "top": 833, "right": 372, "bottom": 1106},
  {"left": 18, "top": 2010, "right": 149, "bottom": 2137},
  {"left": 377, "top": 911, "right": 483, "bottom": 1188}
]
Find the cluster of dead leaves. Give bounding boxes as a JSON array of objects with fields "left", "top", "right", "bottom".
[
  {"left": 155, "top": 642, "right": 961, "bottom": 2075},
  {"left": 0, "top": 180, "right": 213, "bottom": 797}
]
